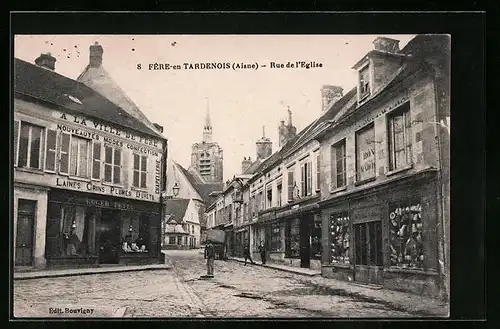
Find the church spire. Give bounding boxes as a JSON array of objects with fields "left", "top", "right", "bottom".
[{"left": 202, "top": 97, "right": 213, "bottom": 143}]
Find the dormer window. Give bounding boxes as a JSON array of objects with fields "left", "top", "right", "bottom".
[{"left": 359, "top": 64, "right": 371, "bottom": 100}]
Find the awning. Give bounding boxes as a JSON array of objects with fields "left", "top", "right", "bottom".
[
  {"left": 276, "top": 203, "right": 319, "bottom": 219},
  {"left": 224, "top": 223, "right": 233, "bottom": 228}
]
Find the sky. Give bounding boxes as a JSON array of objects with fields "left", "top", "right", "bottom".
[{"left": 14, "top": 34, "right": 415, "bottom": 181}]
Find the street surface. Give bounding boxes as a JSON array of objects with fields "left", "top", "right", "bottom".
[{"left": 13, "top": 249, "right": 448, "bottom": 318}]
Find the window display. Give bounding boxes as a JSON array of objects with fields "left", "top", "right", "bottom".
[
  {"left": 122, "top": 213, "right": 149, "bottom": 253},
  {"left": 286, "top": 219, "right": 300, "bottom": 258},
  {"left": 330, "top": 212, "right": 350, "bottom": 264},
  {"left": 389, "top": 200, "right": 424, "bottom": 268},
  {"left": 311, "top": 221, "right": 322, "bottom": 260},
  {"left": 271, "top": 223, "right": 283, "bottom": 252}
]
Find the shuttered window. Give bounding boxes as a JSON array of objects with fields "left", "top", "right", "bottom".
[
  {"left": 13, "top": 120, "right": 19, "bottom": 166},
  {"left": 18, "top": 122, "right": 43, "bottom": 169},
  {"left": 287, "top": 170, "right": 294, "bottom": 202},
  {"left": 45, "top": 129, "right": 57, "bottom": 172},
  {"left": 59, "top": 133, "right": 70, "bottom": 174},
  {"left": 301, "top": 165, "right": 306, "bottom": 197},
  {"left": 306, "top": 161, "right": 312, "bottom": 195},
  {"left": 69, "top": 136, "right": 90, "bottom": 178},
  {"left": 92, "top": 141, "right": 101, "bottom": 180},
  {"left": 316, "top": 154, "right": 321, "bottom": 191}
]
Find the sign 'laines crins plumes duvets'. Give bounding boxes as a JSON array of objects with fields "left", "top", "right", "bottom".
[{"left": 47, "top": 109, "right": 163, "bottom": 202}]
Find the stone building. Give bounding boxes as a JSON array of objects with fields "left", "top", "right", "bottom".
[
  {"left": 13, "top": 46, "right": 167, "bottom": 269},
  {"left": 190, "top": 103, "right": 224, "bottom": 183}
]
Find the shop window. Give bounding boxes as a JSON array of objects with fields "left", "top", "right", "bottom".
[
  {"left": 18, "top": 122, "right": 43, "bottom": 170},
  {"left": 354, "top": 221, "right": 382, "bottom": 266},
  {"left": 133, "top": 153, "right": 148, "bottom": 188},
  {"left": 45, "top": 129, "right": 57, "bottom": 172},
  {"left": 70, "top": 136, "right": 90, "bottom": 178},
  {"left": 331, "top": 140, "right": 346, "bottom": 189},
  {"left": 311, "top": 221, "right": 322, "bottom": 260},
  {"left": 104, "top": 146, "right": 121, "bottom": 184},
  {"left": 59, "top": 133, "right": 70, "bottom": 175},
  {"left": 356, "top": 123, "right": 376, "bottom": 182},
  {"left": 122, "top": 214, "right": 149, "bottom": 252},
  {"left": 92, "top": 141, "right": 102, "bottom": 179},
  {"left": 271, "top": 223, "right": 283, "bottom": 252},
  {"left": 277, "top": 182, "right": 282, "bottom": 207},
  {"left": 46, "top": 204, "right": 97, "bottom": 257},
  {"left": 286, "top": 219, "right": 300, "bottom": 258},
  {"left": 287, "top": 170, "right": 295, "bottom": 202},
  {"left": 389, "top": 200, "right": 424, "bottom": 268},
  {"left": 330, "top": 212, "right": 350, "bottom": 264},
  {"left": 388, "top": 102, "right": 413, "bottom": 171},
  {"left": 300, "top": 161, "right": 312, "bottom": 197}
]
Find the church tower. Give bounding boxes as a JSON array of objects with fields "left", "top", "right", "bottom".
[{"left": 190, "top": 98, "right": 224, "bottom": 183}]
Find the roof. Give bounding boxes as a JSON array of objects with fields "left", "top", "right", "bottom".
[
  {"left": 243, "top": 159, "right": 262, "bottom": 175},
  {"left": 165, "top": 223, "right": 189, "bottom": 234},
  {"left": 14, "top": 58, "right": 163, "bottom": 139},
  {"left": 176, "top": 163, "right": 224, "bottom": 206},
  {"left": 165, "top": 199, "right": 190, "bottom": 223},
  {"left": 77, "top": 62, "right": 163, "bottom": 137}
]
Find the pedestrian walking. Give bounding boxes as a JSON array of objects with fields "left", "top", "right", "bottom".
[
  {"left": 258, "top": 241, "right": 267, "bottom": 265},
  {"left": 243, "top": 244, "right": 255, "bottom": 266},
  {"left": 204, "top": 241, "right": 215, "bottom": 277}
]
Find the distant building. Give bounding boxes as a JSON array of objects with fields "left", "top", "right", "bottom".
[
  {"left": 163, "top": 199, "right": 201, "bottom": 249},
  {"left": 190, "top": 102, "right": 224, "bottom": 183}
]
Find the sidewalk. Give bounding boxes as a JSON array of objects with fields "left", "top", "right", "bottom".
[
  {"left": 14, "top": 264, "right": 171, "bottom": 280},
  {"left": 229, "top": 256, "right": 321, "bottom": 277}
]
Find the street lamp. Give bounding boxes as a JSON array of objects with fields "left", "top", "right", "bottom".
[{"left": 173, "top": 183, "right": 180, "bottom": 197}]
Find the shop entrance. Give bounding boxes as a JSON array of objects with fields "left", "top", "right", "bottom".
[
  {"left": 98, "top": 208, "right": 121, "bottom": 264},
  {"left": 353, "top": 220, "right": 384, "bottom": 285},
  {"left": 15, "top": 199, "right": 36, "bottom": 267},
  {"left": 299, "top": 216, "right": 312, "bottom": 268}
]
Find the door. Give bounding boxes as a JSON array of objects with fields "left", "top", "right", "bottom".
[
  {"left": 98, "top": 209, "right": 121, "bottom": 264},
  {"left": 299, "top": 216, "right": 312, "bottom": 268},
  {"left": 353, "top": 221, "right": 383, "bottom": 284},
  {"left": 15, "top": 200, "right": 36, "bottom": 266}
]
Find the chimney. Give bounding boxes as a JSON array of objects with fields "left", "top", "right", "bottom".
[
  {"left": 34, "top": 53, "right": 56, "bottom": 71},
  {"left": 89, "top": 41, "right": 104, "bottom": 68},
  {"left": 153, "top": 123, "right": 164, "bottom": 134},
  {"left": 256, "top": 125, "right": 273, "bottom": 160},
  {"left": 278, "top": 120, "right": 288, "bottom": 148},
  {"left": 373, "top": 37, "right": 400, "bottom": 53},
  {"left": 241, "top": 157, "right": 252, "bottom": 174},
  {"left": 321, "top": 85, "right": 343, "bottom": 112}
]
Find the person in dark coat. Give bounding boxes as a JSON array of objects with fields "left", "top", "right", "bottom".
[
  {"left": 243, "top": 244, "right": 255, "bottom": 266},
  {"left": 258, "top": 241, "right": 267, "bottom": 265},
  {"left": 204, "top": 242, "right": 216, "bottom": 276}
]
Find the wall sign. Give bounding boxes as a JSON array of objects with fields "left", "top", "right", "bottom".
[{"left": 356, "top": 124, "right": 376, "bottom": 181}]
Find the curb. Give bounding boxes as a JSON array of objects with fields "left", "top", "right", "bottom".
[
  {"left": 228, "top": 258, "right": 321, "bottom": 277},
  {"left": 14, "top": 265, "right": 171, "bottom": 280}
]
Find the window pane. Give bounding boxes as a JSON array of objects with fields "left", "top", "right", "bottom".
[
  {"left": 133, "top": 171, "right": 139, "bottom": 187},
  {"left": 29, "top": 126, "right": 42, "bottom": 168},
  {"left": 141, "top": 156, "right": 147, "bottom": 172},
  {"left": 92, "top": 160, "right": 100, "bottom": 180},
  {"left": 113, "top": 165, "right": 121, "bottom": 184},
  {"left": 20, "top": 124, "right": 30, "bottom": 167},
  {"left": 93, "top": 142, "right": 101, "bottom": 160},
  {"left": 113, "top": 149, "right": 121, "bottom": 166},
  {"left": 45, "top": 130, "right": 57, "bottom": 171},
  {"left": 104, "top": 164, "right": 112, "bottom": 182},
  {"left": 104, "top": 146, "right": 112, "bottom": 164},
  {"left": 78, "top": 139, "right": 89, "bottom": 177},
  {"left": 61, "top": 154, "right": 69, "bottom": 174},
  {"left": 133, "top": 154, "right": 140, "bottom": 170}
]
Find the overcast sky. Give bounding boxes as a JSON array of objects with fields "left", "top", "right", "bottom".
[{"left": 14, "top": 34, "right": 415, "bottom": 181}]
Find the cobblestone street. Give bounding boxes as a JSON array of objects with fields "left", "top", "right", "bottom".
[{"left": 13, "top": 249, "right": 448, "bottom": 318}]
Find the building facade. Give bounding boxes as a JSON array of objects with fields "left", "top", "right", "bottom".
[
  {"left": 163, "top": 199, "right": 201, "bottom": 249},
  {"left": 13, "top": 47, "right": 166, "bottom": 269}
]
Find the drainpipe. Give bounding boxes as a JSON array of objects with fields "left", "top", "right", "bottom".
[{"left": 159, "top": 140, "right": 168, "bottom": 262}]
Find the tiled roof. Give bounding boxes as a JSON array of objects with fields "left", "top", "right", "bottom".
[
  {"left": 176, "top": 163, "right": 224, "bottom": 206},
  {"left": 165, "top": 223, "right": 189, "bottom": 234},
  {"left": 165, "top": 199, "right": 190, "bottom": 224},
  {"left": 14, "top": 58, "right": 163, "bottom": 139}
]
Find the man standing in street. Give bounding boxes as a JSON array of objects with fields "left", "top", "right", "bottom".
[
  {"left": 204, "top": 241, "right": 215, "bottom": 277},
  {"left": 243, "top": 243, "right": 255, "bottom": 266},
  {"left": 258, "top": 241, "right": 267, "bottom": 265}
]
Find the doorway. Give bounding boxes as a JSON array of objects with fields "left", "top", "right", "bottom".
[
  {"left": 15, "top": 199, "right": 36, "bottom": 267},
  {"left": 98, "top": 208, "right": 121, "bottom": 264},
  {"left": 299, "top": 216, "right": 312, "bottom": 268},
  {"left": 353, "top": 220, "right": 383, "bottom": 285}
]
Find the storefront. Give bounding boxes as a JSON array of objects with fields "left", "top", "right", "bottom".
[
  {"left": 45, "top": 189, "right": 161, "bottom": 267},
  {"left": 320, "top": 169, "right": 442, "bottom": 297},
  {"left": 233, "top": 226, "right": 250, "bottom": 258}
]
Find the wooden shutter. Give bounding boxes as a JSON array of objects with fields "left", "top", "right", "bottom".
[
  {"left": 59, "top": 132, "right": 70, "bottom": 174},
  {"left": 13, "top": 120, "right": 19, "bottom": 167},
  {"left": 45, "top": 129, "right": 57, "bottom": 171},
  {"left": 92, "top": 141, "right": 101, "bottom": 180},
  {"left": 307, "top": 162, "right": 312, "bottom": 195},
  {"left": 301, "top": 165, "right": 306, "bottom": 197},
  {"left": 316, "top": 155, "right": 320, "bottom": 191},
  {"left": 287, "top": 171, "right": 294, "bottom": 201}
]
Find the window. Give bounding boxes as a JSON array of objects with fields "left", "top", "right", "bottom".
[
  {"left": 45, "top": 129, "right": 57, "bottom": 171},
  {"left": 330, "top": 212, "right": 350, "bottom": 264},
  {"left": 316, "top": 154, "right": 321, "bottom": 191},
  {"left": 266, "top": 186, "right": 272, "bottom": 209},
  {"left": 259, "top": 191, "right": 264, "bottom": 211},
  {"left": 271, "top": 223, "right": 283, "bottom": 252},
  {"left": 92, "top": 142, "right": 101, "bottom": 179},
  {"left": 331, "top": 140, "right": 347, "bottom": 189},
  {"left": 104, "top": 146, "right": 121, "bottom": 184},
  {"left": 177, "top": 236, "right": 182, "bottom": 245},
  {"left": 300, "top": 161, "right": 312, "bottom": 197},
  {"left": 389, "top": 200, "right": 424, "bottom": 268},
  {"left": 169, "top": 236, "right": 176, "bottom": 244},
  {"left": 18, "top": 122, "right": 43, "bottom": 169},
  {"left": 359, "top": 65, "right": 370, "bottom": 99},
  {"left": 354, "top": 221, "right": 382, "bottom": 266},
  {"left": 388, "top": 102, "right": 413, "bottom": 171},
  {"left": 251, "top": 195, "right": 256, "bottom": 216},
  {"left": 276, "top": 182, "right": 282, "bottom": 207},
  {"left": 133, "top": 154, "right": 148, "bottom": 188},
  {"left": 287, "top": 170, "right": 294, "bottom": 202},
  {"left": 69, "top": 136, "right": 90, "bottom": 178},
  {"left": 356, "top": 124, "right": 376, "bottom": 182},
  {"left": 60, "top": 133, "right": 70, "bottom": 175}
]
